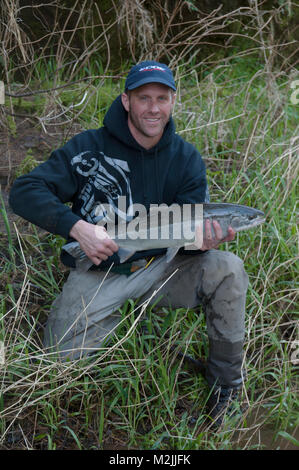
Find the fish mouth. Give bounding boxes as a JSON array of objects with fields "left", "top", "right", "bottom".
[{"left": 237, "top": 217, "right": 265, "bottom": 231}]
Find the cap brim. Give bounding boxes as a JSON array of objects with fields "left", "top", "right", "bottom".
[{"left": 127, "top": 77, "right": 176, "bottom": 91}]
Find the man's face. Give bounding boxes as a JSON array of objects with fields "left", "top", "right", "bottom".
[{"left": 121, "top": 83, "right": 176, "bottom": 149}]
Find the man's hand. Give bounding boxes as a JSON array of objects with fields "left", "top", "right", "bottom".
[
  {"left": 196, "top": 219, "right": 235, "bottom": 251},
  {"left": 69, "top": 220, "right": 119, "bottom": 266}
]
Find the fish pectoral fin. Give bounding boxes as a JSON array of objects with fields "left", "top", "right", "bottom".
[
  {"left": 166, "top": 246, "right": 180, "bottom": 263},
  {"left": 117, "top": 247, "right": 136, "bottom": 263}
]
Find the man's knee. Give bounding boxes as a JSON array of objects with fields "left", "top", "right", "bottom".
[{"left": 199, "top": 250, "right": 249, "bottom": 296}]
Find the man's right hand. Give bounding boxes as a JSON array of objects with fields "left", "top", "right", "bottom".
[{"left": 69, "top": 220, "right": 119, "bottom": 266}]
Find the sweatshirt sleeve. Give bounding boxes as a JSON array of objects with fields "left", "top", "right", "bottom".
[{"left": 9, "top": 147, "right": 82, "bottom": 239}]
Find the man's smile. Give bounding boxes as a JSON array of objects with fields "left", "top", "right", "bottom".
[{"left": 144, "top": 117, "right": 160, "bottom": 125}]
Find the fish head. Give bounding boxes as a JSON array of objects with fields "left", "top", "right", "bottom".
[{"left": 229, "top": 204, "right": 265, "bottom": 231}]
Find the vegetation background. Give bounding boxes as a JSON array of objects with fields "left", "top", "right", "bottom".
[{"left": 0, "top": 0, "right": 298, "bottom": 450}]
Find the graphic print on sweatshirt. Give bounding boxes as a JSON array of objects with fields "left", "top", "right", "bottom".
[{"left": 71, "top": 151, "right": 133, "bottom": 224}]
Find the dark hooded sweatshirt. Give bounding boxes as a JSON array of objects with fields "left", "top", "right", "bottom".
[{"left": 9, "top": 95, "right": 208, "bottom": 269}]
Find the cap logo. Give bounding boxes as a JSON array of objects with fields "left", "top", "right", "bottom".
[{"left": 139, "top": 65, "right": 166, "bottom": 72}]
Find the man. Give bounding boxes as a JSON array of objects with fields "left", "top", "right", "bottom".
[{"left": 9, "top": 61, "right": 249, "bottom": 428}]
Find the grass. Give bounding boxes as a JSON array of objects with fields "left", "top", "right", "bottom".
[{"left": 0, "top": 52, "right": 298, "bottom": 450}]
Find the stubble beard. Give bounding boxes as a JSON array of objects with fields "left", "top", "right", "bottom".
[{"left": 128, "top": 110, "right": 170, "bottom": 139}]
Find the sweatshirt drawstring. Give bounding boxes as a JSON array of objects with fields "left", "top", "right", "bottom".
[
  {"left": 141, "top": 150, "right": 147, "bottom": 204},
  {"left": 141, "top": 148, "right": 161, "bottom": 205},
  {"left": 155, "top": 147, "right": 162, "bottom": 204}
]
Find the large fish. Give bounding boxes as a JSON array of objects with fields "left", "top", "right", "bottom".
[{"left": 62, "top": 203, "right": 265, "bottom": 272}]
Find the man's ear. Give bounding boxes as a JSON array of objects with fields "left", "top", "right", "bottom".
[
  {"left": 171, "top": 92, "right": 176, "bottom": 108},
  {"left": 121, "top": 92, "right": 130, "bottom": 112}
]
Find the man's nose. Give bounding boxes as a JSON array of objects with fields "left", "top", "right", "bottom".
[{"left": 149, "top": 100, "right": 159, "bottom": 113}]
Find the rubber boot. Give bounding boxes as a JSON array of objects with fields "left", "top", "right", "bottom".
[
  {"left": 205, "top": 338, "right": 245, "bottom": 429},
  {"left": 205, "top": 338, "right": 244, "bottom": 389}
]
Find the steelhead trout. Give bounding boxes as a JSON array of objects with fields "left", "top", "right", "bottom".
[{"left": 62, "top": 202, "right": 265, "bottom": 272}]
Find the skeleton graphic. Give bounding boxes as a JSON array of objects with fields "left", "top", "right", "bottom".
[{"left": 71, "top": 151, "right": 133, "bottom": 224}]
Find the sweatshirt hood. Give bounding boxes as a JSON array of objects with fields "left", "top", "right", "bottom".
[{"left": 103, "top": 94, "right": 176, "bottom": 153}]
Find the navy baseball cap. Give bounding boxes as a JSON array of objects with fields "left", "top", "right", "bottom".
[{"left": 125, "top": 61, "right": 176, "bottom": 91}]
